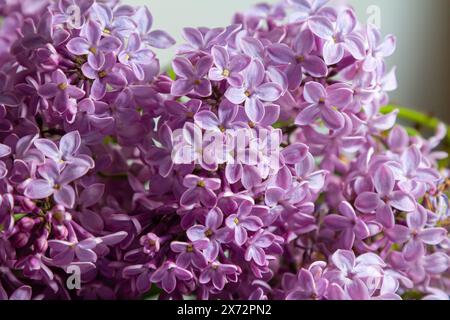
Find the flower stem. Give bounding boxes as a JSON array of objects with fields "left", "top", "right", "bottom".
[{"left": 380, "top": 105, "right": 450, "bottom": 144}]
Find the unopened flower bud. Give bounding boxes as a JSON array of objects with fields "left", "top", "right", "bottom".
[
  {"left": 11, "top": 232, "right": 29, "bottom": 248},
  {"left": 18, "top": 217, "right": 35, "bottom": 232}
]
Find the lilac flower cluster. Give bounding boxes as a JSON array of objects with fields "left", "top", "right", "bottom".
[{"left": 0, "top": 0, "right": 449, "bottom": 300}]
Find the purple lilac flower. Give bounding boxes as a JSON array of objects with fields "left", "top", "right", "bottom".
[
  {"left": 208, "top": 45, "right": 251, "bottom": 87},
  {"left": 324, "top": 201, "right": 370, "bottom": 249},
  {"left": 268, "top": 29, "right": 327, "bottom": 89},
  {"left": 295, "top": 81, "right": 352, "bottom": 129},
  {"left": 144, "top": 123, "right": 174, "bottom": 177},
  {"left": 118, "top": 33, "right": 155, "bottom": 80},
  {"left": 199, "top": 261, "right": 240, "bottom": 291},
  {"left": 187, "top": 207, "right": 231, "bottom": 261},
  {"left": 33, "top": 131, "right": 93, "bottom": 168},
  {"left": 24, "top": 158, "right": 90, "bottom": 208},
  {"left": 170, "top": 240, "right": 209, "bottom": 269},
  {"left": 0, "top": 285, "right": 32, "bottom": 300},
  {"left": 386, "top": 206, "right": 447, "bottom": 261},
  {"left": 90, "top": 2, "right": 136, "bottom": 37},
  {"left": 328, "top": 249, "right": 385, "bottom": 289},
  {"left": 81, "top": 52, "right": 127, "bottom": 100},
  {"left": 38, "top": 69, "right": 85, "bottom": 113},
  {"left": 178, "top": 27, "right": 225, "bottom": 55},
  {"left": 392, "top": 145, "right": 441, "bottom": 197},
  {"left": 294, "top": 153, "right": 327, "bottom": 193},
  {"left": 133, "top": 6, "right": 176, "bottom": 49},
  {"left": 355, "top": 165, "right": 417, "bottom": 228},
  {"left": 194, "top": 100, "right": 240, "bottom": 132},
  {"left": 180, "top": 175, "right": 221, "bottom": 208},
  {"left": 171, "top": 56, "right": 214, "bottom": 97},
  {"left": 285, "top": 262, "right": 328, "bottom": 300},
  {"left": 225, "top": 201, "right": 264, "bottom": 246},
  {"left": 225, "top": 59, "right": 283, "bottom": 122},
  {"left": 164, "top": 99, "right": 203, "bottom": 128},
  {"left": 245, "top": 230, "right": 275, "bottom": 266},
  {"left": 150, "top": 261, "right": 193, "bottom": 293},
  {"left": 287, "top": 0, "right": 336, "bottom": 24},
  {"left": 309, "top": 9, "right": 365, "bottom": 65},
  {"left": 45, "top": 231, "right": 127, "bottom": 267},
  {"left": 363, "top": 24, "right": 396, "bottom": 72},
  {"left": 66, "top": 19, "right": 121, "bottom": 70}
]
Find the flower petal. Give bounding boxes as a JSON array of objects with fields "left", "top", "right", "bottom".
[
  {"left": 374, "top": 165, "right": 395, "bottom": 197},
  {"left": 255, "top": 83, "right": 283, "bottom": 102},
  {"left": 25, "top": 179, "right": 53, "bottom": 199},
  {"left": 66, "top": 37, "right": 90, "bottom": 55},
  {"left": 389, "top": 191, "right": 416, "bottom": 212},
  {"left": 355, "top": 192, "right": 380, "bottom": 213}
]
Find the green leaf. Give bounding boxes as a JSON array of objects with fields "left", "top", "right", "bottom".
[
  {"left": 273, "top": 120, "right": 294, "bottom": 129},
  {"left": 142, "top": 284, "right": 162, "bottom": 300},
  {"left": 167, "top": 67, "right": 176, "bottom": 80},
  {"left": 405, "top": 127, "right": 420, "bottom": 137},
  {"left": 103, "top": 135, "right": 117, "bottom": 145},
  {"left": 14, "top": 213, "right": 28, "bottom": 222},
  {"left": 401, "top": 290, "right": 425, "bottom": 300}
]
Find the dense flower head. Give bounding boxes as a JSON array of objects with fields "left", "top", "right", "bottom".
[{"left": 0, "top": 0, "right": 449, "bottom": 300}]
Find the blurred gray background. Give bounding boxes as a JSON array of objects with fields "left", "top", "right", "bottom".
[{"left": 130, "top": 0, "right": 450, "bottom": 122}]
